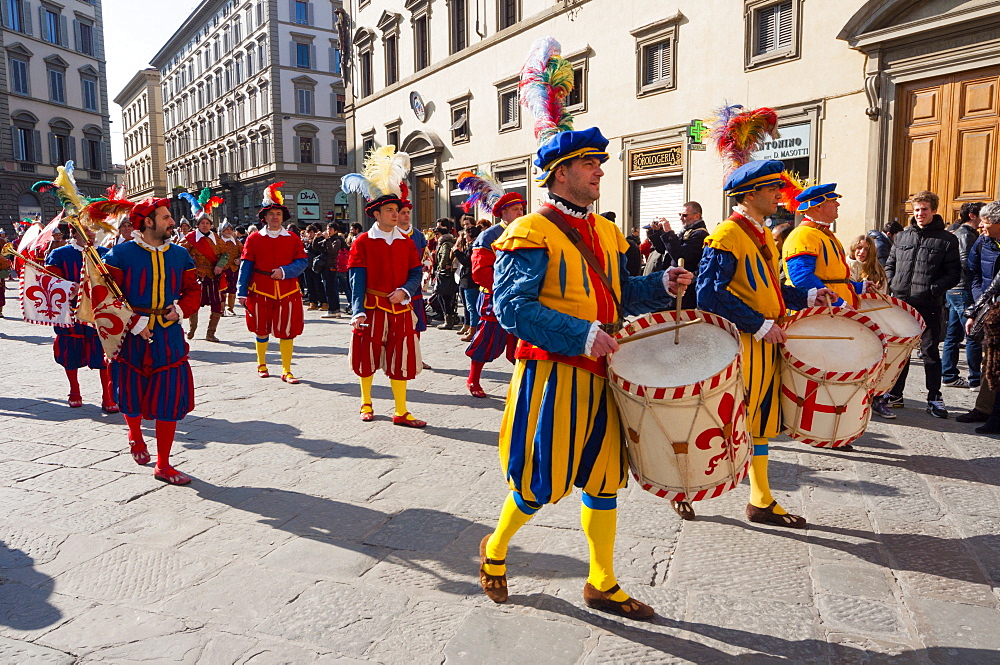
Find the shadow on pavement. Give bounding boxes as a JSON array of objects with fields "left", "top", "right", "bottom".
[
  {"left": 531, "top": 594, "right": 993, "bottom": 664},
  {"left": 768, "top": 458, "right": 902, "bottom": 497},
  {"left": 174, "top": 415, "right": 394, "bottom": 461},
  {"left": 302, "top": 381, "right": 507, "bottom": 410},
  {"left": 192, "top": 483, "right": 586, "bottom": 596},
  {"left": 702, "top": 514, "right": 998, "bottom": 587},
  {"left": 0, "top": 542, "right": 62, "bottom": 631}
]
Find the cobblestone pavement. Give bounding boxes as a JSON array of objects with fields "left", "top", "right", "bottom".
[{"left": 1, "top": 282, "right": 999, "bottom": 664}]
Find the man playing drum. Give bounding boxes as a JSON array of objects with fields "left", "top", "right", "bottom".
[
  {"left": 697, "top": 160, "right": 833, "bottom": 528},
  {"left": 477, "top": 37, "right": 692, "bottom": 620},
  {"left": 781, "top": 184, "right": 881, "bottom": 426}
]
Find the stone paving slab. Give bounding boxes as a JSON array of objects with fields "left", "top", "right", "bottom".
[{"left": 2, "top": 289, "right": 1000, "bottom": 663}]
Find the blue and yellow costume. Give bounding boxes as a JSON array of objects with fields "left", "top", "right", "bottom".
[
  {"left": 697, "top": 160, "right": 812, "bottom": 521},
  {"left": 782, "top": 184, "right": 862, "bottom": 307},
  {"left": 104, "top": 239, "right": 200, "bottom": 421},
  {"left": 481, "top": 101, "right": 673, "bottom": 615}
]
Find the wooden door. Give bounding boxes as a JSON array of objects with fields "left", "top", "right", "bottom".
[
  {"left": 894, "top": 67, "right": 1000, "bottom": 222},
  {"left": 416, "top": 175, "right": 435, "bottom": 231}
]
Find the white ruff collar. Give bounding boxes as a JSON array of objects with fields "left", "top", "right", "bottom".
[
  {"left": 732, "top": 205, "right": 765, "bottom": 230},
  {"left": 549, "top": 199, "right": 593, "bottom": 219},
  {"left": 132, "top": 230, "right": 171, "bottom": 252},
  {"left": 195, "top": 229, "right": 218, "bottom": 242},
  {"left": 368, "top": 224, "right": 406, "bottom": 244},
  {"left": 804, "top": 217, "right": 833, "bottom": 228},
  {"left": 69, "top": 238, "right": 85, "bottom": 252},
  {"left": 260, "top": 226, "right": 291, "bottom": 238}
]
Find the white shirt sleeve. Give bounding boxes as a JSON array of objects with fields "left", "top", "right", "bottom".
[
  {"left": 583, "top": 321, "right": 601, "bottom": 355},
  {"left": 753, "top": 318, "right": 774, "bottom": 341},
  {"left": 130, "top": 316, "right": 150, "bottom": 336}
]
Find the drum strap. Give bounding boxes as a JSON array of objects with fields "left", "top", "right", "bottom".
[
  {"left": 537, "top": 205, "right": 623, "bottom": 324},
  {"left": 730, "top": 215, "right": 772, "bottom": 262}
]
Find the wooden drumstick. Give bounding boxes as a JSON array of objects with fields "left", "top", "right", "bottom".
[
  {"left": 619, "top": 318, "right": 703, "bottom": 345},
  {"left": 825, "top": 291, "right": 834, "bottom": 317},
  {"left": 861, "top": 304, "right": 894, "bottom": 313},
  {"left": 674, "top": 259, "right": 685, "bottom": 345},
  {"left": 785, "top": 335, "right": 855, "bottom": 340}
]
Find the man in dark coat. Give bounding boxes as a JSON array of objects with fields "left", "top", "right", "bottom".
[
  {"left": 885, "top": 191, "right": 962, "bottom": 418},
  {"left": 657, "top": 201, "right": 709, "bottom": 309}
]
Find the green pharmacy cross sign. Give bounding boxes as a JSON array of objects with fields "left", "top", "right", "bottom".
[{"left": 688, "top": 119, "right": 707, "bottom": 151}]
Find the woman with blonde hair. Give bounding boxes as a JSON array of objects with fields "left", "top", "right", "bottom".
[{"left": 847, "top": 234, "right": 887, "bottom": 292}]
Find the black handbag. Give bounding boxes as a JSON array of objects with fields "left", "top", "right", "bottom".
[
  {"left": 969, "top": 301, "right": 998, "bottom": 341},
  {"left": 435, "top": 269, "right": 458, "bottom": 297}
]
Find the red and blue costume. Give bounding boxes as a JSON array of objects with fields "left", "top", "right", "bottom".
[
  {"left": 45, "top": 241, "right": 116, "bottom": 410},
  {"left": 103, "top": 239, "right": 201, "bottom": 421},
  {"left": 348, "top": 227, "right": 423, "bottom": 380},
  {"left": 466, "top": 222, "right": 517, "bottom": 365}
]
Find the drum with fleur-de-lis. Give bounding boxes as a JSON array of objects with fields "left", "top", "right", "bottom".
[
  {"left": 780, "top": 307, "right": 887, "bottom": 448},
  {"left": 608, "top": 310, "right": 752, "bottom": 502}
]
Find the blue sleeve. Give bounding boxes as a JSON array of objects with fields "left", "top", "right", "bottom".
[
  {"left": 282, "top": 257, "right": 308, "bottom": 280},
  {"left": 619, "top": 255, "right": 675, "bottom": 316},
  {"left": 696, "top": 247, "right": 765, "bottom": 334},
  {"left": 785, "top": 254, "right": 843, "bottom": 306},
  {"left": 237, "top": 258, "right": 254, "bottom": 297},
  {"left": 349, "top": 266, "right": 367, "bottom": 316},
  {"left": 970, "top": 238, "right": 983, "bottom": 300},
  {"left": 851, "top": 281, "right": 864, "bottom": 295},
  {"left": 494, "top": 248, "right": 592, "bottom": 356},
  {"left": 401, "top": 265, "right": 421, "bottom": 297},
  {"left": 781, "top": 284, "right": 809, "bottom": 310}
]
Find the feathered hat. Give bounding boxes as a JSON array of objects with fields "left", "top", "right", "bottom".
[
  {"left": 31, "top": 161, "right": 118, "bottom": 232},
  {"left": 456, "top": 171, "right": 525, "bottom": 217},
  {"left": 179, "top": 187, "right": 225, "bottom": 222},
  {"left": 521, "top": 37, "right": 608, "bottom": 186},
  {"left": 399, "top": 182, "right": 413, "bottom": 211},
  {"left": 259, "top": 182, "right": 291, "bottom": 222},
  {"left": 81, "top": 187, "right": 170, "bottom": 231},
  {"left": 340, "top": 146, "right": 411, "bottom": 217}
]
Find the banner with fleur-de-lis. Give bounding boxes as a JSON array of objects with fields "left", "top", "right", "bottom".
[
  {"left": 76, "top": 252, "right": 132, "bottom": 361},
  {"left": 19, "top": 263, "right": 77, "bottom": 327}
]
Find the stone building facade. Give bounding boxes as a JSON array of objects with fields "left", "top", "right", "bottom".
[
  {"left": 151, "top": 0, "right": 348, "bottom": 228},
  {"left": 113, "top": 68, "right": 167, "bottom": 200},
  {"left": 0, "top": 0, "right": 114, "bottom": 236},
  {"left": 342, "top": 0, "right": 1000, "bottom": 242}
]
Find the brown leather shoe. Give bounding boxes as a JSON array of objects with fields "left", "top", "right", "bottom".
[
  {"left": 478, "top": 534, "right": 508, "bottom": 603},
  {"left": 746, "top": 501, "right": 807, "bottom": 529},
  {"left": 670, "top": 500, "right": 696, "bottom": 520},
  {"left": 583, "top": 583, "right": 654, "bottom": 621}
]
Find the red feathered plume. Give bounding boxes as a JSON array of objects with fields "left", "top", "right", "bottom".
[
  {"left": 778, "top": 171, "right": 810, "bottom": 212},
  {"left": 202, "top": 196, "right": 224, "bottom": 215},
  {"left": 709, "top": 104, "right": 780, "bottom": 177},
  {"left": 80, "top": 191, "right": 136, "bottom": 229}
]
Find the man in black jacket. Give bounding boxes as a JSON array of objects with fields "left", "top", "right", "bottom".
[
  {"left": 942, "top": 202, "right": 984, "bottom": 388},
  {"left": 656, "top": 201, "right": 708, "bottom": 309},
  {"left": 885, "top": 191, "right": 962, "bottom": 418}
]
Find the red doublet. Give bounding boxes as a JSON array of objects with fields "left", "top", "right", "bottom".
[
  {"left": 241, "top": 232, "right": 306, "bottom": 300},
  {"left": 242, "top": 231, "right": 307, "bottom": 338},
  {"left": 471, "top": 246, "right": 496, "bottom": 293},
  {"left": 348, "top": 232, "right": 422, "bottom": 379}
]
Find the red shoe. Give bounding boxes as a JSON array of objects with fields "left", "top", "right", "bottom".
[
  {"left": 154, "top": 465, "right": 192, "bottom": 485},
  {"left": 422, "top": 362, "right": 432, "bottom": 370},
  {"left": 102, "top": 402, "right": 120, "bottom": 414},
  {"left": 281, "top": 373, "right": 300, "bottom": 384},
  {"left": 392, "top": 412, "right": 427, "bottom": 428},
  {"left": 68, "top": 394, "right": 83, "bottom": 408},
  {"left": 359, "top": 404, "right": 374, "bottom": 422},
  {"left": 467, "top": 382, "right": 488, "bottom": 398},
  {"left": 258, "top": 365, "right": 269, "bottom": 378},
  {"left": 129, "top": 440, "right": 150, "bottom": 466}
]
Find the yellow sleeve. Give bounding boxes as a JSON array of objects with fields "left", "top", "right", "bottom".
[
  {"left": 782, "top": 227, "right": 820, "bottom": 261},
  {"left": 704, "top": 221, "right": 740, "bottom": 255},
  {"left": 493, "top": 217, "right": 548, "bottom": 251}
]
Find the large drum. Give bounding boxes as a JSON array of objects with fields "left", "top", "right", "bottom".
[
  {"left": 780, "top": 307, "right": 887, "bottom": 448},
  {"left": 608, "top": 310, "right": 752, "bottom": 502},
  {"left": 857, "top": 293, "right": 926, "bottom": 395}
]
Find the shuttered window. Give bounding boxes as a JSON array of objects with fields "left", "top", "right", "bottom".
[
  {"left": 634, "top": 177, "right": 684, "bottom": 230},
  {"left": 642, "top": 40, "right": 671, "bottom": 87},
  {"left": 499, "top": 89, "right": 518, "bottom": 130},
  {"left": 755, "top": 1, "right": 793, "bottom": 55}
]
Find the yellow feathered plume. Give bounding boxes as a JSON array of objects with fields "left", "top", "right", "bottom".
[{"left": 362, "top": 146, "right": 410, "bottom": 198}]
